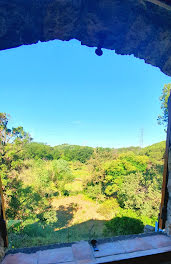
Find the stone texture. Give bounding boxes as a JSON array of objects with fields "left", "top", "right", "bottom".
[
  {"left": 166, "top": 147, "right": 171, "bottom": 234},
  {"left": 166, "top": 198, "right": 171, "bottom": 235},
  {"left": 141, "top": 234, "right": 171, "bottom": 248},
  {"left": 0, "top": 0, "right": 170, "bottom": 76},
  {"left": 93, "top": 241, "right": 125, "bottom": 258},
  {"left": 0, "top": 235, "right": 4, "bottom": 262},
  {"left": 1, "top": 234, "right": 171, "bottom": 264},
  {"left": 1, "top": 253, "right": 37, "bottom": 264},
  {"left": 96, "top": 246, "right": 171, "bottom": 263},
  {"left": 117, "top": 237, "right": 153, "bottom": 253},
  {"left": 168, "top": 151, "right": 171, "bottom": 172},
  {"left": 144, "top": 225, "right": 155, "bottom": 233},
  {"left": 0, "top": 197, "right": 5, "bottom": 262},
  {"left": 37, "top": 247, "right": 74, "bottom": 264},
  {"left": 72, "top": 241, "right": 95, "bottom": 264},
  {"left": 93, "top": 235, "right": 171, "bottom": 263}
]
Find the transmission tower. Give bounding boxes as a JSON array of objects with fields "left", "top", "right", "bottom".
[{"left": 140, "top": 128, "right": 144, "bottom": 148}]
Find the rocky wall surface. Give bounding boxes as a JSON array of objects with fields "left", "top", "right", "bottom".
[
  {"left": 0, "top": 236, "right": 4, "bottom": 262},
  {"left": 167, "top": 149, "right": 171, "bottom": 235},
  {"left": 0, "top": 197, "right": 5, "bottom": 262},
  {"left": 0, "top": 0, "right": 170, "bottom": 76}
]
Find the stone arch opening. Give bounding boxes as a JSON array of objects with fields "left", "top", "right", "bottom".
[{"left": 0, "top": 0, "right": 171, "bottom": 261}]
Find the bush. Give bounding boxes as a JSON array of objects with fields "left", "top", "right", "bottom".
[
  {"left": 38, "top": 210, "right": 58, "bottom": 225},
  {"left": 23, "top": 222, "right": 46, "bottom": 237},
  {"left": 105, "top": 216, "right": 144, "bottom": 236},
  {"left": 84, "top": 184, "right": 104, "bottom": 201},
  {"left": 97, "top": 199, "right": 120, "bottom": 219}
]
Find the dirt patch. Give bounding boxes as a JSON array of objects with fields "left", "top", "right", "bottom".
[{"left": 52, "top": 195, "right": 107, "bottom": 229}]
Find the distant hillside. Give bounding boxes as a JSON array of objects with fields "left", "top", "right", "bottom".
[
  {"left": 140, "top": 141, "right": 165, "bottom": 164},
  {"left": 23, "top": 141, "right": 166, "bottom": 164}
]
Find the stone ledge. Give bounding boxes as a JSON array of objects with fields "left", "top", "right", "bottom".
[{"left": 1, "top": 234, "right": 171, "bottom": 264}]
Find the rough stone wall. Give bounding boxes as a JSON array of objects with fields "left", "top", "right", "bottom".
[
  {"left": 0, "top": 0, "right": 170, "bottom": 76},
  {"left": 0, "top": 197, "right": 5, "bottom": 261},
  {"left": 166, "top": 150, "right": 171, "bottom": 235},
  {"left": 0, "top": 236, "right": 4, "bottom": 261},
  {"left": 165, "top": 96, "right": 171, "bottom": 235}
]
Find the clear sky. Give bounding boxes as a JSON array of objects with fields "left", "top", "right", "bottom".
[{"left": 0, "top": 40, "right": 170, "bottom": 148}]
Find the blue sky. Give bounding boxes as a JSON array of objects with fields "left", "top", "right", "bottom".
[{"left": 0, "top": 40, "right": 170, "bottom": 148}]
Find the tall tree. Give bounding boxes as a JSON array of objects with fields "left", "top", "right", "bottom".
[
  {"left": 0, "top": 113, "right": 32, "bottom": 218},
  {"left": 157, "top": 83, "right": 171, "bottom": 128}
]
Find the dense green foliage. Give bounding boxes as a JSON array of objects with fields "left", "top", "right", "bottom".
[
  {"left": 0, "top": 113, "right": 166, "bottom": 248},
  {"left": 157, "top": 83, "right": 171, "bottom": 127},
  {"left": 23, "top": 143, "right": 94, "bottom": 163},
  {"left": 105, "top": 216, "right": 144, "bottom": 236}
]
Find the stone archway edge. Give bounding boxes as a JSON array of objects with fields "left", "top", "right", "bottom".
[
  {"left": 145, "top": 0, "right": 171, "bottom": 10},
  {"left": 0, "top": 0, "right": 170, "bottom": 76}
]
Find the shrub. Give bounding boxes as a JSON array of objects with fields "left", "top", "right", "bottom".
[
  {"left": 105, "top": 216, "right": 144, "bottom": 236},
  {"left": 84, "top": 184, "right": 104, "bottom": 201},
  {"left": 97, "top": 199, "right": 120, "bottom": 219}
]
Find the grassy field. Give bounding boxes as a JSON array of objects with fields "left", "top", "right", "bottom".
[{"left": 8, "top": 195, "right": 115, "bottom": 249}]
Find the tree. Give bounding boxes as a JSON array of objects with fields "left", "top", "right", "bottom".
[
  {"left": 157, "top": 83, "right": 171, "bottom": 128},
  {"left": 83, "top": 151, "right": 106, "bottom": 201},
  {"left": 54, "top": 144, "right": 94, "bottom": 163},
  {"left": 0, "top": 113, "right": 31, "bottom": 157},
  {"left": 24, "top": 142, "right": 54, "bottom": 160},
  {"left": 50, "top": 159, "right": 74, "bottom": 195},
  {"left": 0, "top": 113, "right": 32, "bottom": 218},
  {"left": 23, "top": 159, "right": 74, "bottom": 197},
  {"left": 103, "top": 152, "right": 148, "bottom": 196},
  {"left": 117, "top": 172, "right": 161, "bottom": 218}
]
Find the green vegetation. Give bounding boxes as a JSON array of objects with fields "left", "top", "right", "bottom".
[
  {"left": 157, "top": 83, "right": 171, "bottom": 127},
  {"left": 23, "top": 143, "right": 94, "bottom": 163},
  {"left": 0, "top": 113, "right": 165, "bottom": 249}
]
